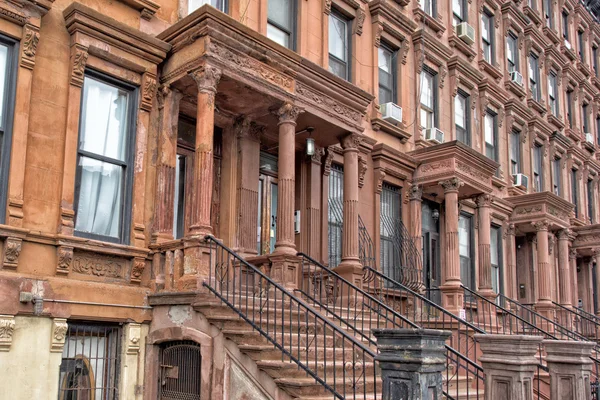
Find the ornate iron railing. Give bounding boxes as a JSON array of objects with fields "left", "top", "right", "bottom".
[
  {"left": 203, "top": 235, "right": 379, "bottom": 400},
  {"left": 553, "top": 301, "right": 600, "bottom": 340},
  {"left": 358, "top": 215, "right": 376, "bottom": 270}
]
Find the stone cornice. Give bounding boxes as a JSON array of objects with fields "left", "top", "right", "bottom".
[
  {"left": 509, "top": 191, "right": 575, "bottom": 231},
  {"left": 369, "top": 0, "right": 417, "bottom": 40},
  {"left": 501, "top": 1, "right": 529, "bottom": 30},
  {"left": 447, "top": 56, "right": 485, "bottom": 90},
  {"left": 371, "top": 142, "right": 419, "bottom": 179},
  {"left": 118, "top": 0, "right": 160, "bottom": 21},
  {"left": 412, "top": 29, "right": 452, "bottom": 66}
]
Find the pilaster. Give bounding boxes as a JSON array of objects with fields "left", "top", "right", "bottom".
[{"left": 476, "top": 194, "right": 494, "bottom": 300}]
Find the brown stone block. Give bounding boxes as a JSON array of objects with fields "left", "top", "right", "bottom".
[
  {"left": 33, "top": 36, "right": 71, "bottom": 77},
  {"left": 27, "top": 99, "right": 67, "bottom": 142},
  {"left": 18, "top": 242, "right": 58, "bottom": 276},
  {"left": 21, "top": 198, "right": 60, "bottom": 232},
  {"left": 26, "top": 132, "right": 65, "bottom": 171},
  {"left": 23, "top": 167, "right": 61, "bottom": 205}
]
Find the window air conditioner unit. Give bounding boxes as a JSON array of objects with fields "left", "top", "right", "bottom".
[
  {"left": 424, "top": 128, "right": 444, "bottom": 144},
  {"left": 565, "top": 39, "right": 572, "bottom": 50},
  {"left": 510, "top": 71, "right": 524, "bottom": 86},
  {"left": 456, "top": 22, "right": 476, "bottom": 45},
  {"left": 513, "top": 173, "right": 529, "bottom": 189},
  {"left": 380, "top": 102, "right": 403, "bottom": 125},
  {"left": 586, "top": 132, "right": 594, "bottom": 144}
]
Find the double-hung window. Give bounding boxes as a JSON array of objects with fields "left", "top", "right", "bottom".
[
  {"left": 572, "top": 169, "right": 579, "bottom": 218},
  {"left": 0, "top": 36, "right": 16, "bottom": 225},
  {"left": 378, "top": 44, "right": 396, "bottom": 104},
  {"left": 452, "top": 0, "right": 466, "bottom": 26},
  {"left": 548, "top": 72, "right": 559, "bottom": 116},
  {"left": 329, "top": 11, "right": 351, "bottom": 81},
  {"left": 188, "top": 0, "right": 226, "bottom": 13},
  {"left": 507, "top": 33, "right": 519, "bottom": 73},
  {"left": 422, "top": 0, "right": 435, "bottom": 17},
  {"left": 582, "top": 103, "right": 589, "bottom": 133},
  {"left": 510, "top": 130, "right": 521, "bottom": 175},
  {"left": 455, "top": 91, "right": 469, "bottom": 145},
  {"left": 484, "top": 111, "right": 497, "bottom": 162},
  {"left": 552, "top": 158, "right": 561, "bottom": 196},
  {"left": 562, "top": 11, "right": 569, "bottom": 40},
  {"left": 578, "top": 30, "right": 585, "bottom": 62},
  {"left": 74, "top": 73, "right": 136, "bottom": 243},
  {"left": 267, "top": 0, "right": 295, "bottom": 49},
  {"left": 544, "top": 0, "right": 553, "bottom": 28},
  {"left": 597, "top": 116, "right": 600, "bottom": 146},
  {"left": 482, "top": 11, "right": 494, "bottom": 63},
  {"left": 588, "top": 178, "right": 595, "bottom": 223},
  {"left": 567, "top": 89, "right": 574, "bottom": 127},
  {"left": 529, "top": 53, "right": 540, "bottom": 102},
  {"left": 420, "top": 69, "right": 436, "bottom": 130},
  {"left": 532, "top": 144, "right": 543, "bottom": 192},
  {"left": 459, "top": 213, "right": 474, "bottom": 290},
  {"left": 491, "top": 225, "right": 502, "bottom": 295},
  {"left": 593, "top": 46, "right": 598, "bottom": 77}
]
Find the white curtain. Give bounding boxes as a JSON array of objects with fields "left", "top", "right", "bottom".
[{"left": 75, "top": 77, "right": 129, "bottom": 238}]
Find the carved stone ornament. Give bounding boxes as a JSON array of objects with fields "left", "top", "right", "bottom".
[
  {"left": 376, "top": 169, "right": 387, "bottom": 194},
  {"left": 324, "top": 0, "right": 332, "bottom": 14},
  {"left": 400, "top": 40, "right": 410, "bottom": 65},
  {"left": 277, "top": 102, "right": 303, "bottom": 124},
  {"left": 70, "top": 45, "right": 89, "bottom": 87},
  {"left": 358, "top": 156, "right": 367, "bottom": 188},
  {"left": 354, "top": 8, "right": 366, "bottom": 36},
  {"left": 374, "top": 24, "right": 383, "bottom": 47},
  {"left": 296, "top": 82, "right": 362, "bottom": 125},
  {"left": 476, "top": 194, "right": 493, "bottom": 208},
  {"left": 20, "top": 25, "right": 39, "bottom": 70},
  {"left": 3, "top": 237, "right": 22, "bottom": 270},
  {"left": 569, "top": 248, "right": 578, "bottom": 260},
  {"left": 557, "top": 229, "right": 572, "bottom": 240},
  {"left": 141, "top": 74, "right": 157, "bottom": 112},
  {"left": 0, "top": 315, "right": 15, "bottom": 352},
  {"left": 503, "top": 223, "right": 516, "bottom": 238},
  {"left": 50, "top": 318, "right": 68, "bottom": 353},
  {"left": 72, "top": 251, "right": 125, "bottom": 279},
  {"left": 531, "top": 219, "right": 550, "bottom": 232},
  {"left": 56, "top": 246, "right": 74, "bottom": 275},
  {"left": 439, "top": 177, "right": 463, "bottom": 192},
  {"left": 323, "top": 147, "right": 335, "bottom": 176},
  {"left": 126, "top": 323, "right": 142, "bottom": 355},
  {"left": 156, "top": 85, "right": 170, "bottom": 110},
  {"left": 439, "top": 65, "right": 447, "bottom": 89},
  {"left": 131, "top": 257, "right": 145, "bottom": 283},
  {"left": 340, "top": 133, "right": 363, "bottom": 150},
  {"left": 311, "top": 146, "right": 325, "bottom": 164},
  {"left": 190, "top": 65, "right": 222, "bottom": 107},
  {"left": 408, "top": 183, "right": 423, "bottom": 201}
]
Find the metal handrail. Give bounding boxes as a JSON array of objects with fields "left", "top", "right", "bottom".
[
  {"left": 358, "top": 216, "right": 376, "bottom": 270},
  {"left": 203, "top": 235, "right": 378, "bottom": 400},
  {"left": 552, "top": 301, "right": 600, "bottom": 339}
]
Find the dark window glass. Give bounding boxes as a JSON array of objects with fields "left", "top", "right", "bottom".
[
  {"left": 0, "top": 36, "right": 16, "bottom": 226},
  {"left": 572, "top": 168, "right": 579, "bottom": 218},
  {"left": 491, "top": 225, "right": 502, "bottom": 295},
  {"left": 567, "top": 89, "right": 574, "bottom": 127},
  {"left": 378, "top": 44, "right": 396, "bottom": 104},
  {"left": 455, "top": 92, "right": 469, "bottom": 145},
  {"left": 328, "top": 11, "right": 350, "bottom": 80},
  {"left": 544, "top": 0, "right": 553, "bottom": 28},
  {"left": 380, "top": 183, "right": 401, "bottom": 280},
  {"left": 578, "top": 30, "right": 585, "bottom": 62},
  {"left": 529, "top": 53, "right": 540, "bottom": 101},
  {"left": 548, "top": 72, "right": 559, "bottom": 116},
  {"left": 74, "top": 73, "right": 136, "bottom": 243},
  {"left": 267, "top": 0, "right": 295, "bottom": 49},
  {"left": 553, "top": 158, "right": 561, "bottom": 196},
  {"left": 588, "top": 179, "right": 595, "bottom": 223},
  {"left": 533, "top": 144, "right": 543, "bottom": 192},
  {"left": 453, "top": 0, "right": 466, "bottom": 25},
  {"left": 562, "top": 11, "right": 569, "bottom": 39},
  {"left": 422, "top": 0, "right": 435, "bottom": 17},
  {"left": 593, "top": 46, "right": 598, "bottom": 77},
  {"left": 482, "top": 11, "right": 494, "bottom": 63},
  {"left": 484, "top": 111, "right": 497, "bottom": 162},
  {"left": 510, "top": 130, "right": 521, "bottom": 175},
  {"left": 582, "top": 103, "right": 589, "bottom": 133},
  {"left": 328, "top": 164, "right": 344, "bottom": 267},
  {"left": 507, "top": 33, "right": 519, "bottom": 73},
  {"left": 597, "top": 117, "right": 600, "bottom": 146}
]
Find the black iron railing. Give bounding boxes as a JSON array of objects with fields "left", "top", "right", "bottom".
[
  {"left": 444, "top": 346, "right": 484, "bottom": 400},
  {"left": 553, "top": 301, "right": 600, "bottom": 339},
  {"left": 203, "top": 235, "right": 379, "bottom": 400},
  {"left": 358, "top": 216, "right": 376, "bottom": 270}
]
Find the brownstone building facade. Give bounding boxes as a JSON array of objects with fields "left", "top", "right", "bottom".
[{"left": 0, "top": 0, "right": 600, "bottom": 396}]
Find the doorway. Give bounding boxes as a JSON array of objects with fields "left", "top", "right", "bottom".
[
  {"left": 257, "top": 152, "right": 278, "bottom": 254},
  {"left": 422, "top": 200, "right": 441, "bottom": 305},
  {"left": 158, "top": 341, "right": 201, "bottom": 400}
]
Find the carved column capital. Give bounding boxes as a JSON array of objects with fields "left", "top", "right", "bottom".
[
  {"left": 557, "top": 228, "right": 572, "bottom": 240},
  {"left": 50, "top": 318, "right": 68, "bottom": 353},
  {"left": 310, "top": 146, "right": 325, "bottom": 164},
  {"left": 475, "top": 194, "right": 493, "bottom": 208},
  {"left": 358, "top": 155, "right": 367, "bottom": 188},
  {"left": 323, "top": 147, "right": 335, "bottom": 176},
  {"left": 189, "top": 64, "right": 222, "bottom": 93},
  {"left": 593, "top": 248, "right": 600, "bottom": 257},
  {"left": 439, "top": 177, "right": 463, "bottom": 193},
  {"left": 408, "top": 183, "right": 423, "bottom": 201},
  {"left": 375, "top": 169, "right": 387, "bottom": 194},
  {"left": 0, "top": 315, "right": 15, "bottom": 352},
  {"left": 277, "top": 102, "right": 303, "bottom": 125},
  {"left": 532, "top": 220, "right": 550, "bottom": 232},
  {"left": 503, "top": 223, "right": 516, "bottom": 238},
  {"left": 340, "top": 133, "right": 363, "bottom": 151},
  {"left": 569, "top": 248, "right": 578, "bottom": 260}
]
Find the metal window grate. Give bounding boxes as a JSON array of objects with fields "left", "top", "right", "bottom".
[
  {"left": 58, "top": 323, "right": 121, "bottom": 400},
  {"left": 159, "top": 341, "right": 201, "bottom": 400},
  {"left": 328, "top": 164, "right": 343, "bottom": 268}
]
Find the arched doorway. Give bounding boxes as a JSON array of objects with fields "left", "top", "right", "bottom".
[{"left": 158, "top": 341, "right": 202, "bottom": 399}]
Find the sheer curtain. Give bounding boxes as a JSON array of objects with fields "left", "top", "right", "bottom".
[{"left": 75, "top": 77, "right": 129, "bottom": 238}]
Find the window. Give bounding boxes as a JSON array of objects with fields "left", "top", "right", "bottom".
[
  {"left": 0, "top": 36, "right": 16, "bottom": 226},
  {"left": 484, "top": 111, "right": 497, "bottom": 162},
  {"left": 453, "top": 0, "right": 466, "bottom": 25},
  {"left": 588, "top": 178, "right": 595, "bottom": 223},
  {"left": 420, "top": 69, "right": 437, "bottom": 130},
  {"left": 459, "top": 213, "right": 474, "bottom": 289},
  {"left": 553, "top": 158, "right": 561, "bottom": 196},
  {"left": 567, "top": 89, "right": 574, "bottom": 127},
  {"left": 578, "top": 30, "right": 585, "bottom": 62},
  {"left": 582, "top": 103, "right": 589, "bottom": 133},
  {"left": 58, "top": 323, "right": 121, "bottom": 400},
  {"left": 328, "top": 164, "right": 344, "bottom": 267},
  {"left": 572, "top": 168, "right": 579, "bottom": 218},
  {"left": 597, "top": 116, "right": 600, "bottom": 146},
  {"left": 533, "top": 144, "right": 543, "bottom": 192},
  {"left": 528, "top": 0, "right": 536, "bottom": 9},
  {"left": 378, "top": 44, "right": 396, "bottom": 104},
  {"left": 380, "top": 183, "right": 401, "bottom": 280},
  {"left": 544, "top": 0, "right": 553, "bottom": 28},
  {"left": 455, "top": 92, "right": 469, "bottom": 145},
  {"left": 491, "top": 225, "right": 502, "bottom": 295},
  {"left": 74, "top": 73, "right": 136, "bottom": 243},
  {"left": 593, "top": 46, "right": 598, "bottom": 77},
  {"left": 548, "top": 72, "right": 559, "bottom": 116},
  {"left": 421, "top": 0, "right": 435, "bottom": 17},
  {"left": 507, "top": 33, "right": 519, "bottom": 73},
  {"left": 173, "top": 118, "right": 196, "bottom": 239},
  {"left": 328, "top": 11, "right": 350, "bottom": 80},
  {"left": 267, "top": 0, "right": 295, "bottom": 49},
  {"left": 510, "top": 130, "right": 521, "bottom": 175},
  {"left": 562, "top": 11, "right": 569, "bottom": 40},
  {"left": 482, "top": 11, "right": 494, "bottom": 63},
  {"left": 529, "top": 53, "right": 540, "bottom": 101},
  {"left": 188, "top": 0, "right": 226, "bottom": 13}
]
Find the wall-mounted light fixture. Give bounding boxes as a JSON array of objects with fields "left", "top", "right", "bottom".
[{"left": 432, "top": 209, "right": 440, "bottom": 222}]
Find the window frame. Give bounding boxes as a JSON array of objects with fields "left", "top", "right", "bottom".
[
  {"left": 509, "top": 129, "right": 521, "bottom": 175},
  {"left": 548, "top": 71, "right": 559, "bottom": 117},
  {"left": 532, "top": 143, "right": 543, "bottom": 192},
  {"left": 490, "top": 224, "right": 503, "bottom": 296},
  {"left": 571, "top": 168, "right": 579, "bottom": 218},
  {"left": 328, "top": 10, "right": 352, "bottom": 81},
  {"left": 567, "top": 89, "right": 574, "bottom": 127},
  {"left": 544, "top": 0, "right": 553, "bottom": 28},
  {"left": 582, "top": 103, "right": 589, "bottom": 134},
  {"left": 421, "top": 0, "right": 436, "bottom": 17},
  {"left": 587, "top": 178, "right": 595, "bottom": 224},
  {"left": 378, "top": 42, "right": 398, "bottom": 105},
  {"left": 481, "top": 10, "right": 495, "bottom": 64},
  {"left": 420, "top": 67, "right": 438, "bottom": 129},
  {"left": 578, "top": 30, "right": 585, "bottom": 62},
  {"left": 529, "top": 53, "right": 541, "bottom": 102},
  {"left": 452, "top": 0, "right": 467, "bottom": 25},
  {"left": 267, "top": 0, "right": 297, "bottom": 50},
  {"left": 188, "top": 0, "right": 228, "bottom": 14},
  {"left": 0, "top": 34, "right": 18, "bottom": 226},
  {"left": 593, "top": 46, "right": 598, "bottom": 77},
  {"left": 552, "top": 157, "right": 562, "bottom": 196},
  {"left": 484, "top": 110, "right": 498, "bottom": 163},
  {"left": 73, "top": 70, "right": 138, "bottom": 244},
  {"left": 459, "top": 212, "right": 475, "bottom": 290},
  {"left": 455, "top": 90, "right": 470, "bottom": 146},
  {"left": 506, "top": 32, "right": 519, "bottom": 73},
  {"left": 562, "top": 10, "right": 569, "bottom": 40}
]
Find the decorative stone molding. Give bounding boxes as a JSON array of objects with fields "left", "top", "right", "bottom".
[
  {"left": 69, "top": 44, "right": 88, "bottom": 88},
  {"left": 570, "top": 248, "right": 578, "bottom": 260},
  {"left": 119, "top": 0, "right": 160, "bottom": 20},
  {"left": 358, "top": 156, "right": 367, "bottom": 188},
  {"left": 323, "top": 147, "right": 335, "bottom": 176},
  {"left": 72, "top": 251, "right": 126, "bottom": 279},
  {"left": 408, "top": 183, "right": 423, "bottom": 201},
  {"left": 50, "top": 318, "right": 68, "bottom": 353},
  {"left": 131, "top": 257, "right": 146, "bottom": 283},
  {"left": 125, "top": 323, "right": 142, "bottom": 355},
  {"left": 340, "top": 133, "right": 363, "bottom": 150},
  {"left": 354, "top": 8, "right": 366, "bottom": 35},
  {"left": 439, "top": 177, "right": 463, "bottom": 193},
  {"left": 20, "top": 25, "right": 39, "bottom": 70},
  {"left": 0, "top": 315, "right": 15, "bottom": 352},
  {"left": 310, "top": 146, "right": 325, "bottom": 164},
  {"left": 296, "top": 82, "right": 363, "bottom": 127},
  {"left": 532, "top": 220, "right": 550, "bottom": 232},
  {"left": 375, "top": 169, "right": 387, "bottom": 194},
  {"left": 56, "top": 246, "right": 74, "bottom": 275},
  {"left": 558, "top": 229, "right": 572, "bottom": 240},
  {"left": 476, "top": 194, "right": 493, "bottom": 207},
  {"left": 548, "top": 234, "right": 556, "bottom": 254},
  {"left": 140, "top": 72, "right": 157, "bottom": 112},
  {"left": 3, "top": 237, "right": 22, "bottom": 270},
  {"left": 277, "top": 102, "right": 303, "bottom": 125},
  {"left": 503, "top": 223, "right": 516, "bottom": 238},
  {"left": 190, "top": 65, "right": 222, "bottom": 107}
]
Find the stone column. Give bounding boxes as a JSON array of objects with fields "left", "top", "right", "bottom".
[
  {"left": 408, "top": 183, "right": 423, "bottom": 290},
  {"left": 476, "top": 194, "right": 494, "bottom": 299},
  {"left": 373, "top": 328, "right": 451, "bottom": 400},
  {"left": 475, "top": 334, "right": 543, "bottom": 400},
  {"left": 273, "top": 102, "right": 302, "bottom": 255},
  {"left": 335, "top": 134, "right": 363, "bottom": 282},
  {"left": 189, "top": 65, "right": 221, "bottom": 236},
  {"left": 570, "top": 248, "right": 579, "bottom": 308},
  {"left": 594, "top": 249, "right": 600, "bottom": 317},
  {"left": 544, "top": 340, "right": 595, "bottom": 400},
  {"left": 557, "top": 229, "right": 573, "bottom": 307},
  {"left": 306, "top": 146, "right": 325, "bottom": 260},
  {"left": 504, "top": 223, "right": 517, "bottom": 300},
  {"left": 439, "top": 178, "right": 463, "bottom": 313},
  {"left": 234, "top": 117, "right": 262, "bottom": 256},
  {"left": 533, "top": 220, "right": 554, "bottom": 319}
]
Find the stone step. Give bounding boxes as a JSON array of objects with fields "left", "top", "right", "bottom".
[
  {"left": 237, "top": 343, "right": 368, "bottom": 363},
  {"left": 255, "top": 359, "right": 378, "bottom": 380},
  {"left": 274, "top": 376, "right": 380, "bottom": 398}
]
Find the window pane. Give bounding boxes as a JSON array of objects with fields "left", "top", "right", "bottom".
[
  {"left": 267, "top": 24, "right": 290, "bottom": 47},
  {"left": 484, "top": 113, "right": 494, "bottom": 145},
  {"left": 455, "top": 94, "right": 466, "bottom": 129},
  {"left": 0, "top": 44, "right": 8, "bottom": 125},
  {"left": 328, "top": 56, "right": 347, "bottom": 79},
  {"left": 490, "top": 227, "right": 499, "bottom": 265},
  {"left": 378, "top": 47, "right": 392, "bottom": 73},
  {"left": 329, "top": 14, "right": 347, "bottom": 61},
  {"left": 481, "top": 14, "right": 490, "bottom": 41},
  {"left": 268, "top": 0, "right": 292, "bottom": 30},
  {"left": 75, "top": 156, "right": 123, "bottom": 238},
  {"left": 80, "top": 76, "right": 129, "bottom": 161},
  {"left": 453, "top": 0, "right": 463, "bottom": 20},
  {"left": 189, "top": 0, "right": 223, "bottom": 12},
  {"left": 379, "top": 86, "right": 392, "bottom": 105},
  {"left": 459, "top": 216, "right": 470, "bottom": 256},
  {"left": 420, "top": 72, "right": 433, "bottom": 108},
  {"left": 173, "top": 154, "right": 186, "bottom": 239}
]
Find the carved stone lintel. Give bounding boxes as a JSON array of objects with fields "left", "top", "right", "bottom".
[
  {"left": 141, "top": 73, "right": 157, "bottom": 112},
  {"left": 376, "top": 169, "right": 387, "bottom": 194},
  {"left": 3, "top": 237, "right": 22, "bottom": 270},
  {"left": 323, "top": 147, "right": 335, "bottom": 176},
  {"left": 277, "top": 102, "right": 303, "bottom": 125},
  {"left": 475, "top": 194, "right": 493, "bottom": 208},
  {"left": 532, "top": 219, "right": 550, "bottom": 232},
  {"left": 20, "top": 25, "right": 39, "bottom": 70},
  {"left": 358, "top": 156, "right": 367, "bottom": 188},
  {"left": 131, "top": 257, "right": 146, "bottom": 283},
  {"left": 50, "top": 318, "right": 68, "bottom": 353},
  {"left": 340, "top": 133, "right": 363, "bottom": 151},
  {"left": 57, "top": 246, "right": 74, "bottom": 275},
  {"left": 311, "top": 146, "right": 325, "bottom": 165},
  {"left": 0, "top": 315, "right": 15, "bottom": 352},
  {"left": 70, "top": 44, "right": 89, "bottom": 88},
  {"left": 125, "top": 323, "right": 142, "bottom": 355},
  {"left": 439, "top": 177, "right": 463, "bottom": 193},
  {"left": 408, "top": 183, "right": 423, "bottom": 201}
]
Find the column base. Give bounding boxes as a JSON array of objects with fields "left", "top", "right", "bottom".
[
  {"left": 151, "top": 231, "right": 174, "bottom": 244},
  {"left": 439, "top": 282, "right": 464, "bottom": 316},
  {"left": 180, "top": 237, "right": 213, "bottom": 291},
  {"left": 333, "top": 259, "right": 364, "bottom": 289},
  {"left": 273, "top": 241, "right": 297, "bottom": 256},
  {"left": 535, "top": 301, "right": 556, "bottom": 333}
]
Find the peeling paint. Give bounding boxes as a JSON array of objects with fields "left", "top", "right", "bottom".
[{"left": 168, "top": 305, "right": 192, "bottom": 325}]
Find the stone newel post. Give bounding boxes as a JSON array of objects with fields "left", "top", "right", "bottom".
[
  {"left": 439, "top": 177, "right": 463, "bottom": 313},
  {"left": 189, "top": 65, "right": 221, "bottom": 236},
  {"left": 373, "top": 328, "right": 451, "bottom": 400},
  {"left": 476, "top": 194, "right": 494, "bottom": 299},
  {"left": 544, "top": 339, "right": 595, "bottom": 400},
  {"left": 475, "top": 334, "right": 542, "bottom": 400},
  {"left": 533, "top": 220, "right": 554, "bottom": 319}
]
